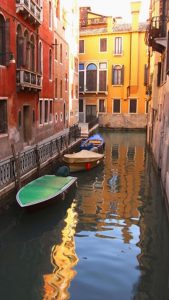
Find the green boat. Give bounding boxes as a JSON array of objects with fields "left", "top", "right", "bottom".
[{"left": 16, "top": 175, "right": 77, "bottom": 208}]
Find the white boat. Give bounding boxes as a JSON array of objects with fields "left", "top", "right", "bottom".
[{"left": 63, "top": 150, "right": 104, "bottom": 172}]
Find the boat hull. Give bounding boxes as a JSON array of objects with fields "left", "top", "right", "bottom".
[
  {"left": 80, "top": 134, "right": 105, "bottom": 153},
  {"left": 16, "top": 175, "right": 77, "bottom": 208},
  {"left": 68, "top": 158, "right": 104, "bottom": 172}
]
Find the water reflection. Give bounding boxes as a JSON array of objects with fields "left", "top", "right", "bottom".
[
  {"left": 43, "top": 201, "right": 79, "bottom": 300},
  {"left": 0, "top": 132, "right": 169, "bottom": 300}
]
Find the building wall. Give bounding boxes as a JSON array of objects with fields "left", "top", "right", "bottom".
[{"left": 79, "top": 1, "right": 148, "bottom": 129}]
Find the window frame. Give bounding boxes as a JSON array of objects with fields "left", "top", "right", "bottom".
[{"left": 114, "top": 37, "right": 123, "bottom": 55}]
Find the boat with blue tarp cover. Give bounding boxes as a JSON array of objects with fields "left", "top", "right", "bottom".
[{"left": 80, "top": 134, "right": 105, "bottom": 152}]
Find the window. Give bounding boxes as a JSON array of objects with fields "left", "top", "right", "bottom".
[
  {"left": 145, "top": 100, "right": 148, "bottom": 114},
  {"left": 16, "top": 25, "right": 24, "bottom": 68},
  {"left": 60, "top": 112, "right": 63, "bottom": 121},
  {"left": 99, "top": 99, "right": 105, "bottom": 112},
  {"left": 113, "top": 99, "right": 121, "bottom": 113},
  {"left": 0, "top": 100, "right": 7, "bottom": 134},
  {"left": 54, "top": 39, "right": 57, "bottom": 60},
  {"left": 79, "top": 99, "right": 83, "bottom": 112},
  {"left": 38, "top": 41, "right": 42, "bottom": 74},
  {"left": 49, "top": 1, "right": 52, "bottom": 28},
  {"left": 56, "top": 0, "right": 60, "bottom": 19},
  {"left": 75, "top": 85, "right": 78, "bottom": 99},
  {"left": 60, "top": 44, "right": 62, "bottom": 63},
  {"left": 49, "top": 100, "right": 53, "bottom": 122},
  {"left": 44, "top": 100, "right": 48, "bottom": 123},
  {"left": 18, "top": 110, "right": 22, "bottom": 128},
  {"left": 129, "top": 99, "right": 137, "bottom": 113},
  {"left": 112, "top": 65, "right": 124, "bottom": 85},
  {"left": 99, "top": 62, "right": 107, "bottom": 91},
  {"left": 24, "top": 31, "right": 29, "bottom": 69},
  {"left": 60, "top": 80, "right": 62, "bottom": 98},
  {"left": 79, "top": 40, "right": 84, "bottom": 53},
  {"left": 114, "top": 37, "right": 122, "bottom": 55},
  {"left": 49, "top": 49, "right": 52, "bottom": 79},
  {"left": 0, "top": 15, "right": 10, "bottom": 66},
  {"left": 79, "top": 63, "right": 84, "bottom": 92},
  {"left": 65, "top": 73, "right": 68, "bottom": 91},
  {"left": 39, "top": 100, "right": 43, "bottom": 124},
  {"left": 86, "top": 63, "right": 97, "bottom": 91},
  {"left": 55, "top": 113, "right": 58, "bottom": 122},
  {"left": 30, "top": 35, "right": 35, "bottom": 71},
  {"left": 100, "top": 38, "right": 107, "bottom": 52},
  {"left": 55, "top": 78, "right": 57, "bottom": 98}
]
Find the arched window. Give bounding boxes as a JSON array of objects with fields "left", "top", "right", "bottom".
[
  {"left": 49, "top": 49, "right": 52, "bottom": 79},
  {"left": 30, "top": 35, "right": 35, "bottom": 71},
  {"left": 112, "top": 65, "right": 124, "bottom": 85},
  {"left": 24, "top": 30, "right": 29, "bottom": 69},
  {"left": 16, "top": 25, "right": 24, "bottom": 68},
  {"left": 86, "top": 63, "right": 97, "bottom": 91},
  {"left": 38, "top": 41, "right": 42, "bottom": 74},
  {"left": 0, "top": 15, "right": 5, "bottom": 65}
]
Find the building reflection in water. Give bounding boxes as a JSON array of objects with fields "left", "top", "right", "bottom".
[{"left": 43, "top": 201, "right": 79, "bottom": 300}]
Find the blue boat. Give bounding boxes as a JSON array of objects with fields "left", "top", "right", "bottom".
[{"left": 80, "top": 134, "right": 105, "bottom": 153}]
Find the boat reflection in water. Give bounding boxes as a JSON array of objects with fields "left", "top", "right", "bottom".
[{"left": 43, "top": 201, "right": 79, "bottom": 300}]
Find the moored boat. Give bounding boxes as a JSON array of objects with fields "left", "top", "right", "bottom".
[
  {"left": 63, "top": 150, "right": 104, "bottom": 172},
  {"left": 80, "top": 133, "right": 105, "bottom": 153},
  {"left": 16, "top": 175, "right": 77, "bottom": 208}
]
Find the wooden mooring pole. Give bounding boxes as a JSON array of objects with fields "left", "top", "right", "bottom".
[{"left": 11, "top": 144, "right": 21, "bottom": 190}]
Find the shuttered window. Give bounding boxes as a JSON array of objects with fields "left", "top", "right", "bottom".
[
  {"left": 129, "top": 99, "right": 137, "bottom": 113},
  {"left": 113, "top": 99, "right": 120, "bottom": 113},
  {"left": 99, "top": 99, "right": 105, "bottom": 112},
  {"left": 16, "top": 25, "right": 24, "bottom": 68},
  {"left": 86, "top": 63, "right": 97, "bottom": 91},
  {"left": 79, "top": 40, "right": 84, "bottom": 53},
  {"left": 0, "top": 16, "right": 10, "bottom": 66},
  {"left": 49, "top": 49, "right": 52, "bottom": 79},
  {"left": 38, "top": 41, "right": 42, "bottom": 73},
  {"left": 99, "top": 62, "right": 107, "bottom": 91},
  {"left": 112, "top": 65, "right": 124, "bottom": 85},
  {"left": 157, "top": 62, "right": 161, "bottom": 86},
  {"left": 0, "top": 100, "right": 7, "bottom": 134},
  {"left": 114, "top": 37, "right": 122, "bottom": 54},
  {"left": 100, "top": 38, "right": 107, "bottom": 52},
  {"left": 79, "top": 64, "right": 84, "bottom": 92}
]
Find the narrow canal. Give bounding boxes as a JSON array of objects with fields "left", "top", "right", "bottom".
[{"left": 0, "top": 131, "right": 169, "bottom": 300}]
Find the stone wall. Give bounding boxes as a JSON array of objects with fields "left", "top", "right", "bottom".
[{"left": 99, "top": 113, "right": 147, "bottom": 129}]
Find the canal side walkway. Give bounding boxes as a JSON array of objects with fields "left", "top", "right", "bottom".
[{"left": 0, "top": 125, "right": 82, "bottom": 199}]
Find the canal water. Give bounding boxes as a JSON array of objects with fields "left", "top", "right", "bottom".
[{"left": 0, "top": 131, "right": 169, "bottom": 300}]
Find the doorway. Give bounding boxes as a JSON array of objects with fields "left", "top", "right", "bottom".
[{"left": 86, "top": 105, "right": 97, "bottom": 123}]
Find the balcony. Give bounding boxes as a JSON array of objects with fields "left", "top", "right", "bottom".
[
  {"left": 16, "top": 69, "right": 42, "bottom": 92},
  {"left": 145, "top": 16, "right": 168, "bottom": 53},
  {"left": 16, "top": 0, "right": 42, "bottom": 26},
  {"left": 79, "top": 85, "right": 108, "bottom": 95}
]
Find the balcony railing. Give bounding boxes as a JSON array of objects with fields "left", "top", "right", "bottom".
[
  {"left": 80, "top": 17, "right": 107, "bottom": 27},
  {"left": 145, "top": 15, "right": 168, "bottom": 53},
  {"left": 16, "top": 0, "right": 42, "bottom": 26},
  {"left": 16, "top": 69, "right": 42, "bottom": 91},
  {"left": 79, "top": 85, "right": 108, "bottom": 94}
]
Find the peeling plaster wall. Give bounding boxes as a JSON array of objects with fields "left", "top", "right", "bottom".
[{"left": 99, "top": 113, "right": 147, "bottom": 129}]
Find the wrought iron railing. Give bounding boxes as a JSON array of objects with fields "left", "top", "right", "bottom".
[{"left": 0, "top": 124, "right": 81, "bottom": 191}]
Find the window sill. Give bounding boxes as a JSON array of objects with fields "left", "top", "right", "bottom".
[{"left": 0, "top": 133, "right": 8, "bottom": 138}]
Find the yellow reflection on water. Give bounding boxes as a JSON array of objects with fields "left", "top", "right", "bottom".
[{"left": 43, "top": 201, "right": 79, "bottom": 300}]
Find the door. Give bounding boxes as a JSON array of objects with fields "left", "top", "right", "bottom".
[
  {"left": 86, "top": 105, "right": 97, "bottom": 123},
  {"left": 23, "top": 105, "right": 31, "bottom": 144}
]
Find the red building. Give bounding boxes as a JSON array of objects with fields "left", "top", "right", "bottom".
[{"left": 0, "top": 0, "right": 69, "bottom": 159}]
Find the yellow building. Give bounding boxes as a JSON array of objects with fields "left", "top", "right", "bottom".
[{"left": 79, "top": 1, "right": 148, "bottom": 129}]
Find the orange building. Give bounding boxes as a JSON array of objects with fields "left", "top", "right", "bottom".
[{"left": 79, "top": 2, "right": 148, "bottom": 130}]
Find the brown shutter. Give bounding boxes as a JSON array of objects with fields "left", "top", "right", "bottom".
[
  {"left": 99, "top": 70, "right": 106, "bottom": 91},
  {"left": 121, "top": 65, "right": 124, "bottom": 85},
  {"left": 144, "top": 64, "right": 148, "bottom": 85},
  {"left": 79, "top": 71, "right": 84, "bottom": 91},
  {"left": 5, "top": 19, "right": 10, "bottom": 66},
  {"left": 100, "top": 38, "right": 107, "bottom": 51},
  {"left": 112, "top": 65, "right": 115, "bottom": 85}
]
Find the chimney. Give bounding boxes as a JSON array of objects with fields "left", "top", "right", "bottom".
[{"left": 130, "top": 1, "right": 141, "bottom": 31}]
